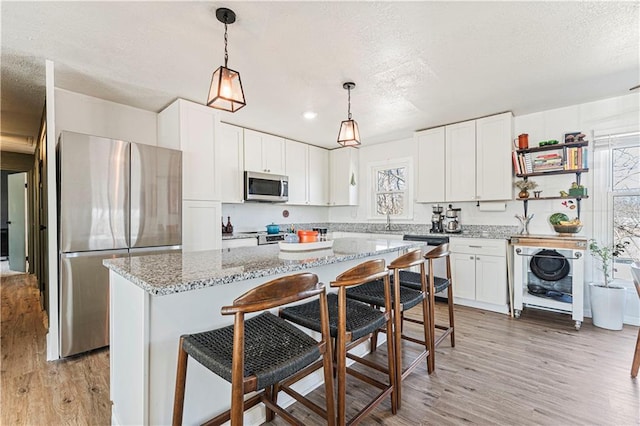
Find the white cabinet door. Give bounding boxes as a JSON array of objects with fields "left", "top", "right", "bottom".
[
  {"left": 285, "top": 140, "right": 308, "bottom": 204},
  {"left": 182, "top": 200, "right": 221, "bottom": 252},
  {"left": 157, "top": 99, "right": 219, "bottom": 201},
  {"left": 475, "top": 254, "right": 507, "bottom": 305},
  {"left": 451, "top": 252, "right": 476, "bottom": 300},
  {"left": 262, "top": 134, "right": 286, "bottom": 175},
  {"left": 219, "top": 123, "right": 244, "bottom": 203},
  {"left": 243, "top": 129, "right": 263, "bottom": 173},
  {"left": 329, "top": 148, "right": 358, "bottom": 206},
  {"left": 445, "top": 120, "right": 476, "bottom": 202},
  {"left": 415, "top": 127, "right": 445, "bottom": 202},
  {"left": 308, "top": 145, "right": 329, "bottom": 205},
  {"left": 243, "top": 129, "right": 286, "bottom": 175},
  {"left": 476, "top": 112, "right": 513, "bottom": 201}
]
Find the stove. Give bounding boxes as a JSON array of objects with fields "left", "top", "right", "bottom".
[{"left": 238, "top": 231, "right": 286, "bottom": 245}]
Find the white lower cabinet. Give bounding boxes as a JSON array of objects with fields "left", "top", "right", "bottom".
[
  {"left": 182, "top": 200, "right": 221, "bottom": 252},
  {"left": 450, "top": 238, "right": 508, "bottom": 313}
]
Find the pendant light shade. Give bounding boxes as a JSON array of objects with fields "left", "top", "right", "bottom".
[
  {"left": 207, "top": 66, "right": 245, "bottom": 112},
  {"left": 207, "top": 8, "right": 246, "bottom": 112},
  {"left": 337, "top": 119, "right": 361, "bottom": 147},
  {"left": 337, "top": 82, "right": 361, "bottom": 147}
]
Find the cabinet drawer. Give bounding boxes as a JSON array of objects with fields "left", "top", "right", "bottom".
[
  {"left": 221, "top": 238, "right": 258, "bottom": 249},
  {"left": 450, "top": 238, "right": 506, "bottom": 256}
]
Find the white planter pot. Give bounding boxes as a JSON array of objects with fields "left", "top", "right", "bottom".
[{"left": 589, "top": 283, "right": 626, "bottom": 330}]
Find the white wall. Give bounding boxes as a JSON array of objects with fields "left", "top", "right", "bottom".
[
  {"left": 54, "top": 88, "right": 157, "bottom": 145},
  {"left": 221, "top": 203, "right": 329, "bottom": 232}
]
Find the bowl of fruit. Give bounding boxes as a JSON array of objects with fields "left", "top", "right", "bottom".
[{"left": 549, "top": 213, "right": 582, "bottom": 235}]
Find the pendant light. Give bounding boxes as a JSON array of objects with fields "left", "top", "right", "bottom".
[
  {"left": 207, "top": 8, "right": 246, "bottom": 112},
  {"left": 337, "top": 82, "right": 361, "bottom": 147}
]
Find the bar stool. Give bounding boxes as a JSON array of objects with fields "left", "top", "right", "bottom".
[
  {"left": 172, "top": 273, "right": 336, "bottom": 426},
  {"left": 397, "top": 243, "right": 454, "bottom": 372},
  {"left": 345, "top": 249, "right": 431, "bottom": 409},
  {"left": 280, "top": 259, "right": 397, "bottom": 425}
]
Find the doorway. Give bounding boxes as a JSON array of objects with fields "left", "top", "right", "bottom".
[{"left": 1, "top": 171, "right": 28, "bottom": 274}]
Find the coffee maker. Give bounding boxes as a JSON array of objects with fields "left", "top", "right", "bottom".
[
  {"left": 431, "top": 204, "right": 444, "bottom": 233},
  {"left": 445, "top": 204, "right": 462, "bottom": 233}
]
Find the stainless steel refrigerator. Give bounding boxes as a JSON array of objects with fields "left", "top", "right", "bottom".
[{"left": 58, "top": 131, "right": 182, "bottom": 357}]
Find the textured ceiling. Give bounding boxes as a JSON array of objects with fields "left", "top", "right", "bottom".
[{"left": 1, "top": 1, "right": 639, "bottom": 153}]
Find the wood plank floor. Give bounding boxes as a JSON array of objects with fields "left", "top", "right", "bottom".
[{"left": 2, "top": 273, "right": 638, "bottom": 425}]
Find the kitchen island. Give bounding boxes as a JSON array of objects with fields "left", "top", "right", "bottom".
[{"left": 104, "top": 237, "right": 424, "bottom": 426}]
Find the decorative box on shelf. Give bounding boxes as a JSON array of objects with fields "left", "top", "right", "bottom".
[{"left": 569, "top": 187, "right": 587, "bottom": 197}]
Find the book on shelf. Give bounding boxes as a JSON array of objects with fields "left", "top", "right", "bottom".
[
  {"left": 563, "top": 146, "right": 587, "bottom": 170},
  {"left": 512, "top": 151, "right": 521, "bottom": 174}
]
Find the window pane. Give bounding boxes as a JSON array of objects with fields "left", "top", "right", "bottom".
[
  {"left": 613, "top": 194, "right": 640, "bottom": 263},
  {"left": 376, "top": 193, "right": 404, "bottom": 215},
  {"left": 612, "top": 146, "right": 640, "bottom": 191},
  {"left": 377, "top": 167, "right": 406, "bottom": 192}
]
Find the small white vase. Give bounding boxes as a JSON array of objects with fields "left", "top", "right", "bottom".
[{"left": 589, "top": 283, "right": 626, "bottom": 330}]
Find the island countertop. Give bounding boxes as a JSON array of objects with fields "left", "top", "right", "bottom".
[{"left": 103, "top": 237, "right": 424, "bottom": 296}]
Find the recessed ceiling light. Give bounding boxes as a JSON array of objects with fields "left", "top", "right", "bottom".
[{"left": 303, "top": 111, "right": 318, "bottom": 120}]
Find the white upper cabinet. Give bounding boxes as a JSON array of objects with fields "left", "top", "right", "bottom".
[
  {"left": 475, "top": 112, "right": 513, "bottom": 201},
  {"left": 243, "top": 129, "right": 286, "bottom": 175},
  {"left": 444, "top": 112, "right": 513, "bottom": 202},
  {"left": 329, "top": 147, "right": 358, "bottom": 206},
  {"left": 285, "top": 140, "right": 308, "bottom": 204},
  {"left": 415, "top": 127, "right": 445, "bottom": 202},
  {"left": 218, "top": 123, "right": 244, "bottom": 203},
  {"left": 157, "top": 99, "right": 220, "bottom": 201},
  {"left": 308, "top": 145, "right": 329, "bottom": 205},
  {"left": 284, "top": 141, "right": 329, "bottom": 206},
  {"left": 445, "top": 120, "right": 476, "bottom": 202}
]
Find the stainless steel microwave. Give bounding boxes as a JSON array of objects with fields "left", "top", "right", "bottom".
[{"left": 244, "top": 171, "right": 289, "bottom": 202}]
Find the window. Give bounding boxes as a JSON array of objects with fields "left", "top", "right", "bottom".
[
  {"left": 369, "top": 158, "right": 413, "bottom": 220},
  {"left": 594, "top": 132, "right": 640, "bottom": 281}
]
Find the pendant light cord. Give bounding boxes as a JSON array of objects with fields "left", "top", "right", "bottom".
[
  {"left": 347, "top": 86, "right": 352, "bottom": 120},
  {"left": 223, "top": 21, "right": 229, "bottom": 68}
]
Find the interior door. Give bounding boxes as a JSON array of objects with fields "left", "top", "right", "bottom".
[{"left": 8, "top": 172, "right": 26, "bottom": 272}]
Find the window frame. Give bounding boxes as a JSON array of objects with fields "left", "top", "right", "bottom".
[
  {"left": 593, "top": 131, "right": 640, "bottom": 283},
  {"left": 367, "top": 157, "right": 414, "bottom": 221}
]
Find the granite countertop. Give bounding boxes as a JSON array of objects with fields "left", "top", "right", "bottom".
[{"left": 104, "top": 237, "right": 424, "bottom": 296}]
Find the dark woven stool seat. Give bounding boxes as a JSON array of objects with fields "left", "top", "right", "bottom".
[
  {"left": 346, "top": 279, "right": 424, "bottom": 311},
  {"left": 182, "top": 312, "right": 320, "bottom": 390},
  {"left": 395, "top": 270, "right": 450, "bottom": 294},
  {"left": 281, "top": 293, "right": 386, "bottom": 341}
]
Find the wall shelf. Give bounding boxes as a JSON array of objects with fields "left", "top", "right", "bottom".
[
  {"left": 514, "top": 141, "right": 589, "bottom": 218},
  {"left": 516, "top": 168, "right": 588, "bottom": 178},
  {"left": 517, "top": 195, "right": 589, "bottom": 201}
]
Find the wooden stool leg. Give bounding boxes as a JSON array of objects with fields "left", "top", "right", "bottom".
[
  {"left": 447, "top": 256, "right": 455, "bottom": 347},
  {"left": 632, "top": 328, "right": 640, "bottom": 378},
  {"left": 448, "top": 285, "right": 455, "bottom": 347},
  {"left": 384, "top": 311, "right": 397, "bottom": 415},
  {"left": 393, "top": 273, "right": 404, "bottom": 409},
  {"left": 172, "top": 338, "right": 188, "bottom": 426},
  {"left": 265, "top": 385, "right": 276, "bottom": 422},
  {"left": 428, "top": 267, "right": 436, "bottom": 373}
]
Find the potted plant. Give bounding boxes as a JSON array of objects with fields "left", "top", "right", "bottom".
[
  {"left": 514, "top": 179, "right": 538, "bottom": 199},
  {"left": 588, "top": 239, "right": 629, "bottom": 330}
]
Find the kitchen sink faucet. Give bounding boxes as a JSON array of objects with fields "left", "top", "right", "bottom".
[{"left": 385, "top": 212, "right": 392, "bottom": 231}]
